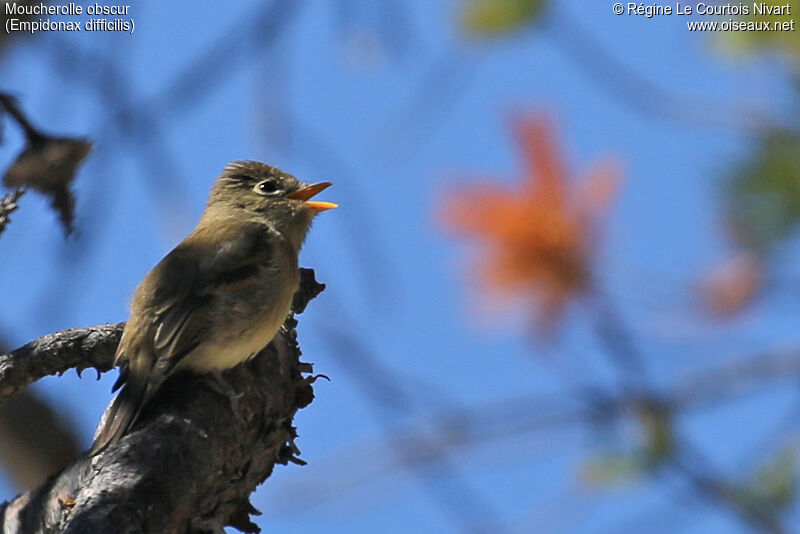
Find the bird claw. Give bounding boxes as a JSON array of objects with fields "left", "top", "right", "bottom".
[
  {"left": 309, "top": 373, "right": 330, "bottom": 383},
  {"left": 288, "top": 435, "right": 301, "bottom": 456},
  {"left": 286, "top": 435, "right": 306, "bottom": 465},
  {"left": 208, "top": 371, "right": 246, "bottom": 424}
]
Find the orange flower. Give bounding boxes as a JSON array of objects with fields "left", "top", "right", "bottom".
[{"left": 441, "top": 115, "right": 621, "bottom": 334}]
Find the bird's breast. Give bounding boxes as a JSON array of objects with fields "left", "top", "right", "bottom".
[{"left": 175, "top": 264, "right": 299, "bottom": 372}]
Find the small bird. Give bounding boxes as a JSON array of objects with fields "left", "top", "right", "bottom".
[{"left": 90, "top": 160, "right": 336, "bottom": 455}]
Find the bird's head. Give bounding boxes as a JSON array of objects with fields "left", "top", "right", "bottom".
[{"left": 205, "top": 160, "right": 336, "bottom": 249}]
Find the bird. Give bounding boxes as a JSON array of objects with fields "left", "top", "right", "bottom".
[{"left": 90, "top": 160, "right": 336, "bottom": 455}]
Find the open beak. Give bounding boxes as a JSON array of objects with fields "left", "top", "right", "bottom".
[{"left": 286, "top": 182, "right": 338, "bottom": 212}]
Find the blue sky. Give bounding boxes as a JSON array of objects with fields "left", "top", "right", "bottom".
[{"left": 1, "top": 1, "right": 798, "bottom": 532}]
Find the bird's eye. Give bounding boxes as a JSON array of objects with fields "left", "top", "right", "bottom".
[{"left": 255, "top": 180, "right": 280, "bottom": 196}]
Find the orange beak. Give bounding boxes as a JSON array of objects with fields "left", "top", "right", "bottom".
[{"left": 286, "top": 182, "right": 338, "bottom": 212}]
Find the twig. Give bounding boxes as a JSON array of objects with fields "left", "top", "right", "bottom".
[
  {"left": 671, "top": 449, "right": 789, "bottom": 534},
  {"left": 590, "top": 289, "right": 649, "bottom": 387},
  {"left": 0, "top": 93, "right": 44, "bottom": 144},
  {"left": 320, "top": 327, "right": 512, "bottom": 533},
  {"left": 0, "top": 322, "right": 123, "bottom": 400},
  {"left": 266, "top": 340, "right": 800, "bottom": 516},
  {"left": 589, "top": 290, "right": 791, "bottom": 533},
  {"left": 0, "top": 188, "right": 24, "bottom": 237}
]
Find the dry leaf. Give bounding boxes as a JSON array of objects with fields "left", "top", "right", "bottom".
[{"left": 3, "top": 135, "right": 92, "bottom": 235}]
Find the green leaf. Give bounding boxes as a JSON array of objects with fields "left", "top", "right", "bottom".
[
  {"left": 727, "top": 445, "right": 797, "bottom": 514},
  {"left": 726, "top": 130, "right": 800, "bottom": 251},
  {"left": 583, "top": 453, "right": 644, "bottom": 485},
  {"left": 583, "top": 401, "right": 675, "bottom": 486},
  {"left": 635, "top": 400, "right": 674, "bottom": 467},
  {"left": 461, "top": 0, "right": 547, "bottom": 37},
  {"left": 717, "top": 1, "right": 800, "bottom": 64}
]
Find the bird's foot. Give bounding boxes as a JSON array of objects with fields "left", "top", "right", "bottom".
[{"left": 208, "top": 370, "right": 246, "bottom": 424}]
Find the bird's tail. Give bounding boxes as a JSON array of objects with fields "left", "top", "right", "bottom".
[{"left": 89, "top": 366, "right": 152, "bottom": 456}]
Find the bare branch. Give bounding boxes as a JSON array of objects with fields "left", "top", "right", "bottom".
[
  {"left": 0, "top": 269, "right": 324, "bottom": 402},
  {"left": 0, "top": 189, "right": 24, "bottom": 237},
  {"left": 0, "top": 322, "right": 123, "bottom": 400},
  {"left": 0, "top": 94, "right": 92, "bottom": 235},
  {"left": 0, "top": 268, "right": 325, "bottom": 534}
]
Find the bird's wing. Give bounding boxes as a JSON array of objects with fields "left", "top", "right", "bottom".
[
  {"left": 148, "top": 221, "right": 277, "bottom": 375},
  {"left": 91, "top": 222, "right": 276, "bottom": 454}
]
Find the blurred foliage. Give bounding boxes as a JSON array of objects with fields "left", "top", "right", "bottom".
[
  {"left": 635, "top": 400, "right": 674, "bottom": 467},
  {"left": 584, "top": 401, "right": 674, "bottom": 485},
  {"left": 460, "top": 0, "right": 547, "bottom": 37},
  {"left": 718, "top": 0, "right": 800, "bottom": 64},
  {"left": 584, "top": 453, "right": 644, "bottom": 485},
  {"left": 726, "top": 129, "right": 800, "bottom": 252},
  {"left": 0, "top": 94, "right": 92, "bottom": 236},
  {"left": 2, "top": 135, "right": 92, "bottom": 236},
  {"left": 726, "top": 445, "right": 797, "bottom": 516}
]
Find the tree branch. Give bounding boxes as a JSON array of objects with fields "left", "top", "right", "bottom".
[
  {"left": 0, "top": 268, "right": 326, "bottom": 534},
  {"left": 0, "top": 189, "right": 25, "bottom": 238},
  {"left": 0, "top": 322, "right": 122, "bottom": 400}
]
